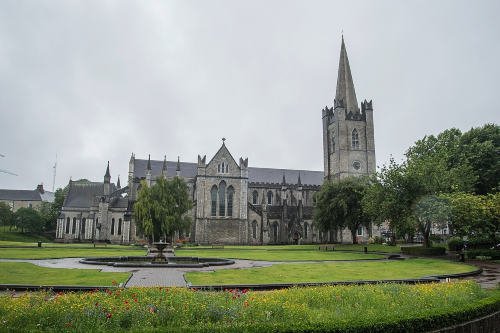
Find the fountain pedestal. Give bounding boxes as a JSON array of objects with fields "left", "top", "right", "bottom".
[{"left": 151, "top": 242, "right": 170, "bottom": 264}]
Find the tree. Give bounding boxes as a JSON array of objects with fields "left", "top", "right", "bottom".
[
  {"left": 445, "top": 191, "right": 500, "bottom": 248},
  {"left": 313, "top": 176, "right": 371, "bottom": 244},
  {"left": 13, "top": 207, "right": 42, "bottom": 233},
  {"left": 0, "top": 202, "right": 13, "bottom": 227},
  {"left": 134, "top": 175, "right": 193, "bottom": 243}
]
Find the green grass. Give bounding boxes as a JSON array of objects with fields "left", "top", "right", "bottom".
[
  {"left": 185, "top": 258, "right": 476, "bottom": 285},
  {"left": 0, "top": 240, "right": 144, "bottom": 248},
  {"left": 181, "top": 244, "right": 403, "bottom": 252},
  {"left": 0, "top": 247, "right": 147, "bottom": 259},
  {"left": 0, "top": 262, "right": 130, "bottom": 286},
  {"left": 0, "top": 226, "right": 51, "bottom": 243},
  {"left": 176, "top": 249, "right": 385, "bottom": 261}
]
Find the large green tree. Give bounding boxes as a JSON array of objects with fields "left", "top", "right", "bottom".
[
  {"left": 134, "top": 175, "right": 193, "bottom": 243},
  {"left": 0, "top": 202, "right": 13, "bottom": 227},
  {"left": 13, "top": 207, "right": 42, "bottom": 233},
  {"left": 313, "top": 176, "right": 371, "bottom": 244}
]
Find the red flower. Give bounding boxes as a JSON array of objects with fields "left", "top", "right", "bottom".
[
  {"left": 126, "top": 306, "right": 130, "bottom": 310},
  {"left": 67, "top": 323, "right": 71, "bottom": 326},
  {"left": 113, "top": 307, "right": 117, "bottom": 310},
  {"left": 124, "top": 300, "right": 128, "bottom": 304},
  {"left": 242, "top": 289, "right": 248, "bottom": 293},
  {"left": 244, "top": 302, "right": 249, "bottom": 307},
  {"left": 112, "top": 281, "right": 117, "bottom": 285},
  {"left": 107, "top": 314, "right": 112, "bottom": 319},
  {"left": 134, "top": 299, "right": 138, "bottom": 302},
  {"left": 95, "top": 303, "right": 98, "bottom": 307},
  {"left": 133, "top": 294, "right": 136, "bottom": 297},
  {"left": 159, "top": 287, "right": 162, "bottom": 290},
  {"left": 103, "top": 309, "right": 106, "bottom": 313},
  {"left": 232, "top": 296, "right": 237, "bottom": 299},
  {"left": 166, "top": 289, "right": 169, "bottom": 292}
]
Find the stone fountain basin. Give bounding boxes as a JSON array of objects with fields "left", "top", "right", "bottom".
[{"left": 79, "top": 256, "right": 235, "bottom": 268}]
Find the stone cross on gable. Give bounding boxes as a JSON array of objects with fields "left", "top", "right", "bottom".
[{"left": 222, "top": 138, "right": 226, "bottom": 144}]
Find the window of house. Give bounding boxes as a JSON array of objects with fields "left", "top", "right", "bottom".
[
  {"left": 227, "top": 186, "right": 234, "bottom": 217},
  {"left": 267, "top": 191, "right": 273, "bottom": 205},
  {"left": 252, "top": 191, "right": 258, "bottom": 204},
  {"left": 304, "top": 222, "right": 308, "bottom": 239},
  {"left": 29, "top": 203, "right": 33, "bottom": 208},
  {"left": 118, "top": 218, "right": 122, "bottom": 235},
  {"left": 352, "top": 129, "right": 359, "bottom": 150},
  {"left": 211, "top": 186, "right": 217, "bottom": 216},
  {"left": 66, "top": 217, "right": 70, "bottom": 234},
  {"left": 72, "top": 217, "right": 76, "bottom": 234},
  {"left": 357, "top": 226, "right": 363, "bottom": 236},
  {"left": 217, "top": 164, "right": 220, "bottom": 173},
  {"left": 219, "top": 181, "right": 226, "bottom": 216},
  {"left": 111, "top": 218, "right": 115, "bottom": 235}
]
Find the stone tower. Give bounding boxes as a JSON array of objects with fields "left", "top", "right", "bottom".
[{"left": 322, "top": 37, "right": 376, "bottom": 179}]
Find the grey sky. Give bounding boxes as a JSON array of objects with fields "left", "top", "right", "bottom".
[{"left": 1, "top": 1, "right": 499, "bottom": 191}]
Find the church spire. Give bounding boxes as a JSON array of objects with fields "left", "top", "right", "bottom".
[
  {"left": 162, "top": 156, "right": 167, "bottom": 176},
  {"left": 146, "top": 154, "right": 151, "bottom": 171},
  {"left": 176, "top": 157, "right": 181, "bottom": 177},
  {"left": 335, "top": 36, "right": 359, "bottom": 114},
  {"left": 116, "top": 175, "right": 121, "bottom": 189},
  {"left": 104, "top": 161, "right": 111, "bottom": 184}
]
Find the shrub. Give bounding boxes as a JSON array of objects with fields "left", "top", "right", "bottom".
[
  {"left": 401, "top": 246, "right": 447, "bottom": 256},
  {"left": 374, "top": 236, "right": 383, "bottom": 244},
  {"left": 429, "top": 234, "right": 443, "bottom": 243},
  {"left": 448, "top": 238, "right": 463, "bottom": 251},
  {"left": 467, "top": 249, "right": 500, "bottom": 260}
]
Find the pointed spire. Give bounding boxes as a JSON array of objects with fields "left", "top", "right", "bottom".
[
  {"left": 297, "top": 173, "right": 302, "bottom": 186},
  {"left": 117, "top": 175, "right": 121, "bottom": 189},
  {"left": 147, "top": 154, "right": 151, "bottom": 171},
  {"left": 335, "top": 36, "right": 359, "bottom": 114},
  {"left": 282, "top": 172, "right": 286, "bottom": 185},
  {"left": 162, "top": 156, "right": 167, "bottom": 176},
  {"left": 176, "top": 156, "right": 181, "bottom": 176},
  {"left": 104, "top": 161, "right": 111, "bottom": 184}
]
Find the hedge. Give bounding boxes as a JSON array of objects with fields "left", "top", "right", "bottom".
[
  {"left": 467, "top": 249, "right": 500, "bottom": 260},
  {"left": 401, "top": 246, "right": 447, "bottom": 256}
]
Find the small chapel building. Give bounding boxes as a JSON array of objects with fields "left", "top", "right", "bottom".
[{"left": 56, "top": 37, "right": 381, "bottom": 245}]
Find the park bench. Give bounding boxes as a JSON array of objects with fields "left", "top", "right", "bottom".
[
  {"left": 318, "top": 245, "right": 335, "bottom": 251},
  {"left": 94, "top": 242, "right": 108, "bottom": 248},
  {"left": 212, "top": 244, "right": 224, "bottom": 249}
]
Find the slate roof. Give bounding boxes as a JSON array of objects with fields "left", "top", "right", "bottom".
[
  {"left": 134, "top": 159, "right": 197, "bottom": 178},
  {"left": 64, "top": 182, "right": 117, "bottom": 208},
  {"left": 110, "top": 197, "right": 128, "bottom": 208},
  {"left": 134, "top": 159, "right": 323, "bottom": 186},
  {"left": 0, "top": 189, "right": 54, "bottom": 202}
]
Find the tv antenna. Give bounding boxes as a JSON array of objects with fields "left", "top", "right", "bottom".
[
  {"left": 52, "top": 154, "right": 57, "bottom": 192},
  {"left": 0, "top": 154, "right": 18, "bottom": 176}
]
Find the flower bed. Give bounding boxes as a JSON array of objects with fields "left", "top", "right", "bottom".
[{"left": 1, "top": 281, "right": 499, "bottom": 332}]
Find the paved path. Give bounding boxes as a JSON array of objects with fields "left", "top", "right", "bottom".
[{"left": 2, "top": 252, "right": 499, "bottom": 288}]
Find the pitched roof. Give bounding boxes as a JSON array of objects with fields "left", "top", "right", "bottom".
[
  {"left": 134, "top": 158, "right": 323, "bottom": 186},
  {"left": 64, "top": 181, "right": 117, "bottom": 208},
  {"left": 335, "top": 36, "right": 359, "bottom": 114},
  {"left": 0, "top": 189, "right": 42, "bottom": 201}
]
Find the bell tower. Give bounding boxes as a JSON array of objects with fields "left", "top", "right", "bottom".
[{"left": 323, "top": 36, "right": 376, "bottom": 179}]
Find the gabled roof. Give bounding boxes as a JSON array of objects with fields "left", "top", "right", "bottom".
[
  {"left": 0, "top": 188, "right": 55, "bottom": 202},
  {"left": 134, "top": 159, "right": 198, "bottom": 178},
  {"left": 64, "top": 181, "right": 117, "bottom": 208}
]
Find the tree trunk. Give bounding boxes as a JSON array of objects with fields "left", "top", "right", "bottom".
[
  {"left": 423, "top": 221, "right": 431, "bottom": 248},
  {"left": 351, "top": 228, "right": 358, "bottom": 244}
]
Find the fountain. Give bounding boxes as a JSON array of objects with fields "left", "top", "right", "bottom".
[{"left": 150, "top": 241, "right": 170, "bottom": 264}]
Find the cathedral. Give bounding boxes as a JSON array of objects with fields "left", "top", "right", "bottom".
[{"left": 56, "top": 37, "right": 379, "bottom": 245}]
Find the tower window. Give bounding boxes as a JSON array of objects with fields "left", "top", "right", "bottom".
[
  {"left": 118, "top": 218, "right": 122, "bottom": 235},
  {"left": 211, "top": 185, "right": 217, "bottom": 216},
  {"left": 252, "top": 190, "right": 258, "bottom": 204},
  {"left": 352, "top": 129, "right": 359, "bottom": 150},
  {"left": 267, "top": 191, "right": 273, "bottom": 205},
  {"left": 111, "top": 218, "right": 115, "bottom": 235},
  {"left": 219, "top": 181, "right": 226, "bottom": 216}
]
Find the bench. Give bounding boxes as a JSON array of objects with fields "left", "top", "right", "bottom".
[
  {"left": 94, "top": 242, "right": 108, "bottom": 248},
  {"left": 212, "top": 244, "right": 224, "bottom": 249},
  {"left": 319, "top": 245, "right": 335, "bottom": 251}
]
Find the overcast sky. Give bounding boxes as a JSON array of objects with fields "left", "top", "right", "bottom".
[{"left": 1, "top": 0, "right": 499, "bottom": 192}]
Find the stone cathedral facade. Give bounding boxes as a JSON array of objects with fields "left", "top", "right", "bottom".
[{"left": 56, "top": 37, "right": 380, "bottom": 245}]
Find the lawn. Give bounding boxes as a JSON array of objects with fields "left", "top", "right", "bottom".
[
  {"left": 180, "top": 244, "right": 403, "bottom": 253},
  {"left": 0, "top": 240, "right": 144, "bottom": 248},
  {"left": 185, "top": 258, "right": 476, "bottom": 285},
  {"left": 0, "top": 247, "right": 147, "bottom": 259},
  {"left": 176, "top": 249, "right": 385, "bottom": 261},
  {"left": 0, "top": 226, "right": 51, "bottom": 243},
  {"left": 0, "top": 262, "right": 130, "bottom": 286},
  {"left": 0, "top": 281, "right": 497, "bottom": 332}
]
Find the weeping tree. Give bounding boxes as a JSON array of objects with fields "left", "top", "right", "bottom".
[{"left": 134, "top": 175, "right": 193, "bottom": 243}]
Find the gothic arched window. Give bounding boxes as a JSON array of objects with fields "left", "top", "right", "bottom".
[
  {"left": 72, "top": 217, "right": 76, "bottom": 234},
  {"left": 226, "top": 163, "right": 229, "bottom": 173},
  {"left": 211, "top": 185, "right": 217, "bottom": 216},
  {"left": 252, "top": 190, "right": 258, "bottom": 204},
  {"left": 81, "top": 218, "right": 86, "bottom": 236},
  {"left": 118, "top": 218, "right": 122, "bottom": 235},
  {"left": 267, "top": 191, "right": 273, "bottom": 205},
  {"left": 352, "top": 129, "right": 359, "bottom": 150},
  {"left": 304, "top": 222, "right": 308, "bottom": 239},
  {"left": 111, "top": 218, "right": 115, "bottom": 235},
  {"left": 66, "top": 217, "right": 70, "bottom": 234},
  {"left": 227, "top": 186, "right": 234, "bottom": 217},
  {"left": 219, "top": 181, "right": 226, "bottom": 216},
  {"left": 252, "top": 220, "right": 257, "bottom": 239}
]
